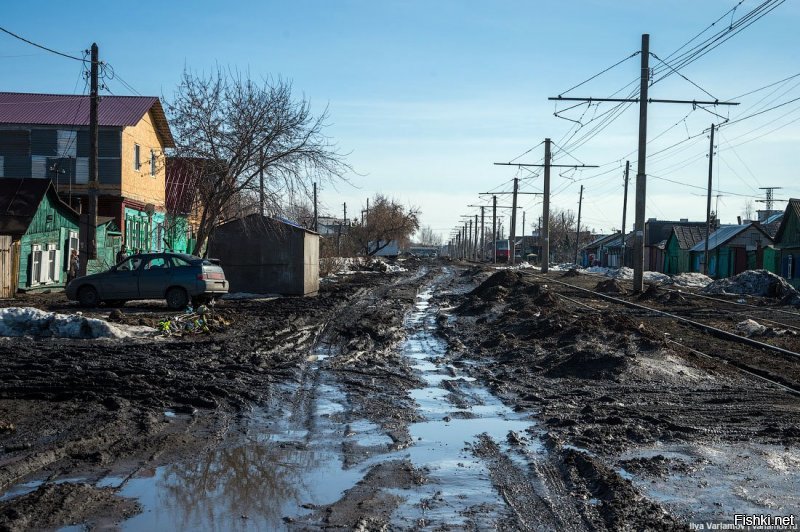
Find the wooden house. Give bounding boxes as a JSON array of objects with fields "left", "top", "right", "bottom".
[
  {"left": 0, "top": 178, "right": 120, "bottom": 294},
  {"left": 664, "top": 225, "right": 708, "bottom": 274},
  {"left": 772, "top": 198, "right": 800, "bottom": 288},
  {"left": 689, "top": 223, "right": 773, "bottom": 279}
]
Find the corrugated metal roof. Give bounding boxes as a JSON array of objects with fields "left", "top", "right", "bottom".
[
  {"left": 689, "top": 225, "right": 747, "bottom": 252},
  {"left": 0, "top": 92, "right": 175, "bottom": 148}
]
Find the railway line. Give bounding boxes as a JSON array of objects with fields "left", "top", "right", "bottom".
[{"left": 522, "top": 271, "right": 800, "bottom": 396}]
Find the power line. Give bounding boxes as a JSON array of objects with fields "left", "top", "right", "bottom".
[{"left": 0, "top": 25, "right": 88, "bottom": 62}]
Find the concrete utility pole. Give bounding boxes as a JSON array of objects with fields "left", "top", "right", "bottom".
[
  {"left": 543, "top": 139, "right": 551, "bottom": 273},
  {"left": 509, "top": 177, "right": 519, "bottom": 265},
  {"left": 632, "top": 34, "right": 650, "bottom": 292},
  {"left": 575, "top": 185, "right": 584, "bottom": 266},
  {"left": 473, "top": 214, "right": 478, "bottom": 260},
  {"left": 80, "top": 42, "right": 99, "bottom": 276},
  {"left": 621, "top": 160, "right": 630, "bottom": 266},
  {"left": 522, "top": 210, "right": 526, "bottom": 239},
  {"left": 704, "top": 124, "right": 715, "bottom": 276},
  {"left": 492, "top": 196, "right": 497, "bottom": 264},
  {"left": 548, "top": 34, "right": 738, "bottom": 291},
  {"left": 468, "top": 219, "right": 473, "bottom": 261},
  {"left": 494, "top": 138, "right": 596, "bottom": 273},
  {"left": 480, "top": 206, "right": 486, "bottom": 261},
  {"left": 313, "top": 182, "right": 318, "bottom": 232}
]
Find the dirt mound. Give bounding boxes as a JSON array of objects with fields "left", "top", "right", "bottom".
[
  {"left": 543, "top": 347, "right": 630, "bottom": 380},
  {"left": 471, "top": 270, "right": 524, "bottom": 299},
  {"left": 595, "top": 279, "right": 626, "bottom": 295},
  {"left": 637, "top": 284, "right": 660, "bottom": 300},
  {"left": 561, "top": 268, "right": 581, "bottom": 278},
  {"left": 703, "top": 269, "right": 799, "bottom": 300}
]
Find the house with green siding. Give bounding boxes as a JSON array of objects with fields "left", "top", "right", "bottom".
[
  {"left": 0, "top": 178, "right": 120, "bottom": 293},
  {"left": 664, "top": 225, "right": 708, "bottom": 274},
  {"left": 689, "top": 223, "right": 773, "bottom": 279},
  {"left": 773, "top": 198, "right": 800, "bottom": 288}
]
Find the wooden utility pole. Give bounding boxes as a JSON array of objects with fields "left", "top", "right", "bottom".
[
  {"left": 621, "top": 160, "right": 630, "bottom": 266},
  {"left": 313, "top": 182, "right": 318, "bottom": 232},
  {"left": 473, "top": 214, "right": 478, "bottom": 260},
  {"left": 468, "top": 219, "right": 473, "bottom": 261},
  {"left": 549, "top": 34, "right": 738, "bottom": 291},
  {"left": 259, "top": 167, "right": 264, "bottom": 215},
  {"left": 509, "top": 177, "right": 519, "bottom": 264},
  {"left": 704, "top": 124, "right": 715, "bottom": 276},
  {"left": 80, "top": 42, "right": 99, "bottom": 276},
  {"left": 575, "top": 185, "right": 584, "bottom": 265}
]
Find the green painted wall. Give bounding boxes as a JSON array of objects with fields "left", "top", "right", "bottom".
[
  {"left": 164, "top": 214, "right": 190, "bottom": 254},
  {"left": 124, "top": 207, "right": 166, "bottom": 253},
  {"left": 18, "top": 192, "right": 78, "bottom": 289}
]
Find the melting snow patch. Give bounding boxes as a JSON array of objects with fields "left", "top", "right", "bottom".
[
  {"left": 703, "top": 269, "right": 800, "bottom": 299},
  {"left": 643, "top": 271, "right": 672, "bottom": 285},
  {"left": 0, "top": 307, "right": 154, "bottom": 339},
  {"left": 220, "top": 292, "right": 280, "bottom": 301},
  {"left": 735, "top": 319, "right": 767, "bottom": 337},
  {"left": 671, "top": 272, "right": 712, "bottom": 288}
]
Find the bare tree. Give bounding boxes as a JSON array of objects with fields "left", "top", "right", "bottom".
[
  {"left": 348, "top": 194, "right": 419, "bottom": 255},
  {"left": 416, "top": 225, "right": 443, "bottom": 247},
  {"left": 166, "top": 69, "right": 350, "bottom": 254},
  {"left": 742, "top": 199, "right": 755, "bottom": 222}
]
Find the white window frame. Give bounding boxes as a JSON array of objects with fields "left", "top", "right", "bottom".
[
  {"left": 31, "top": 245, "right": 42, "bottom": 286},
  {"left": 134, "top": 144, "right": 141, "bottom": 172},
  {"left": 46, "top": 243, "right": 59, "bottom": 283}
]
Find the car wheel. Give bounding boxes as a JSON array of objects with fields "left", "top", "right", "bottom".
[
  {"left": 166, "top": 287, "right": 189, "bottom": 310},
  {"left": 78, "top": 285, "right": 99, "bottom": 308}
]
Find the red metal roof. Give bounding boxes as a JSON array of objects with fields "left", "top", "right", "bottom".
[{"left": 0, "top": 92, "right": 175, "bottom": 148}]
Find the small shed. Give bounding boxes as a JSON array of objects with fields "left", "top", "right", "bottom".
[
  {"left": 773, "top": 198, "right": 800, "bottom": 288},
  {"left": 664, "top": 225, "right": 708, "bottom": 274},
  {"left": 690, "top": 223, "right": 773, "bottom": 279},
  {"left": 208, "top": 214, "right": 319, "bottom": 295}
]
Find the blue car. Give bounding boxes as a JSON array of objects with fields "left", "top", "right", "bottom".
[{"left": 66, "top": 252, "right": 229, "bottom": 309}]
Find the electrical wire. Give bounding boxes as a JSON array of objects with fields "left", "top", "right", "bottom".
[{"left": 0, "top": 25, "right": 88, "bottom": 62}]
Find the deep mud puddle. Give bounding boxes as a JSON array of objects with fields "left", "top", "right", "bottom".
[{"left": 388, "top": 285, "right": 542, "bottom": 528}]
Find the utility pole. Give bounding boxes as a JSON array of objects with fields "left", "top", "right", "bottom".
[
  {"left": 575, "top": 185, "right": 584, "bottom": 265},
  {"left": 468, "top": 219, "right": 473, "bottom": 261},
  {"left": 703, "top": 124, "right": 715, "bottom": 276},
  {"left": 494, "top": 138, "right": 596, "bottom": 273},
  {"left": 522, "top": 210, "right": 526, "bottom": 238},
  {"left": 492, "top": 196, "right": 497, "bottom": 264},
  {"left": 343, "top": 202, "right": 347, "bottom": 226},
  {"left": 473, "top": 214, "right": 478, "bottom": 260},
  {"left": 509, "top": 177, "right": 519, "bottom": 265},
  {"left": 756, "top": 187, "right": 784, "bottom": 221},
  {"left": 480, "top": 206, "right": 486, "bottom": 261},
  {"left": 549, "top": 34, "right": 738, "bottom": 290},
  {"left": 543, "top": 139, "right": 550, "bottom": 273},
  {"left": 80, "top": 42, "right": 99, "bottom": 276},
  {"left": 313, "top": 182, "right": 318, "bottom": 232},
  {"left": 621, "top": 161, "right": 630, "bottom": 266},
  {"left": 259, "top": 167, "right": 264, "bottom": 215},
  {"left": 632, "top": 34, "right": 650, "bottom": 292}
]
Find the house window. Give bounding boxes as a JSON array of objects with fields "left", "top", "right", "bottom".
[
  {"left": 75, "top": 157, "right": 89, "bottom": 184},
  {"left": 47, "top": 244, "right": 59, "bottom": 283},
  {"left": 150, "top": 149, "right": 156, "bottom": 176},
  {"left": 134, "top": 144, "right": 141, "bottom": 171},
  {"left": 31, "top": 245, "right": 42, "bottom": 285}
]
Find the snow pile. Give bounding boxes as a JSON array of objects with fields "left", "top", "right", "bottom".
[
  {"left": 735, "top": 319, "right": 767, "bottom": 337},
  {"left": 611, "top": 267, "right": 635, "bottom": 280},
  {"left": 0, "top": 307, "right": 154, "bottom": 339},
  {"left": 643, "top": 271, "right": 672, "bottom": 285},
  {"left": 550, "top": 263, "right": 578, "bottom": 272},
  {"left": 702, "top": 270, "right": 800, "bottom": 299},
  {"left": 671, "top": 272, "right": 712, "bottom": 288},
  {"left": 221, "top": 293, "right": 280, "bottom": 301},
  {"left": 583, "top": 266, "right": 613, "bottom": 275}
]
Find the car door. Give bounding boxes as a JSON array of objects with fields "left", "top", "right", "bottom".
[
  {"left": 100, "top": 256, "right": 142, "bottom": 300},
  {"left": 138, "top": 255, "right": 173, "bottom": 299}
]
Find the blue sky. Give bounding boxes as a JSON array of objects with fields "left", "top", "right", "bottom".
[{"left": 2, "top": 1, "right": 799, "bottom": 239}]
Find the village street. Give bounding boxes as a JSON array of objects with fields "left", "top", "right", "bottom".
[{"left": 0, "top": 260, "right": 798, "bottom": 530}]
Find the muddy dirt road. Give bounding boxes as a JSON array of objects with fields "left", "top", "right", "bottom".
[{"left": 1, "top": 262, "right": 799, "bottom": 530}]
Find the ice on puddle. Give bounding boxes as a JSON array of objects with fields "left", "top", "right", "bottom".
[{"left": 0, "top": 307, "right": 153, "bottom": 339}]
